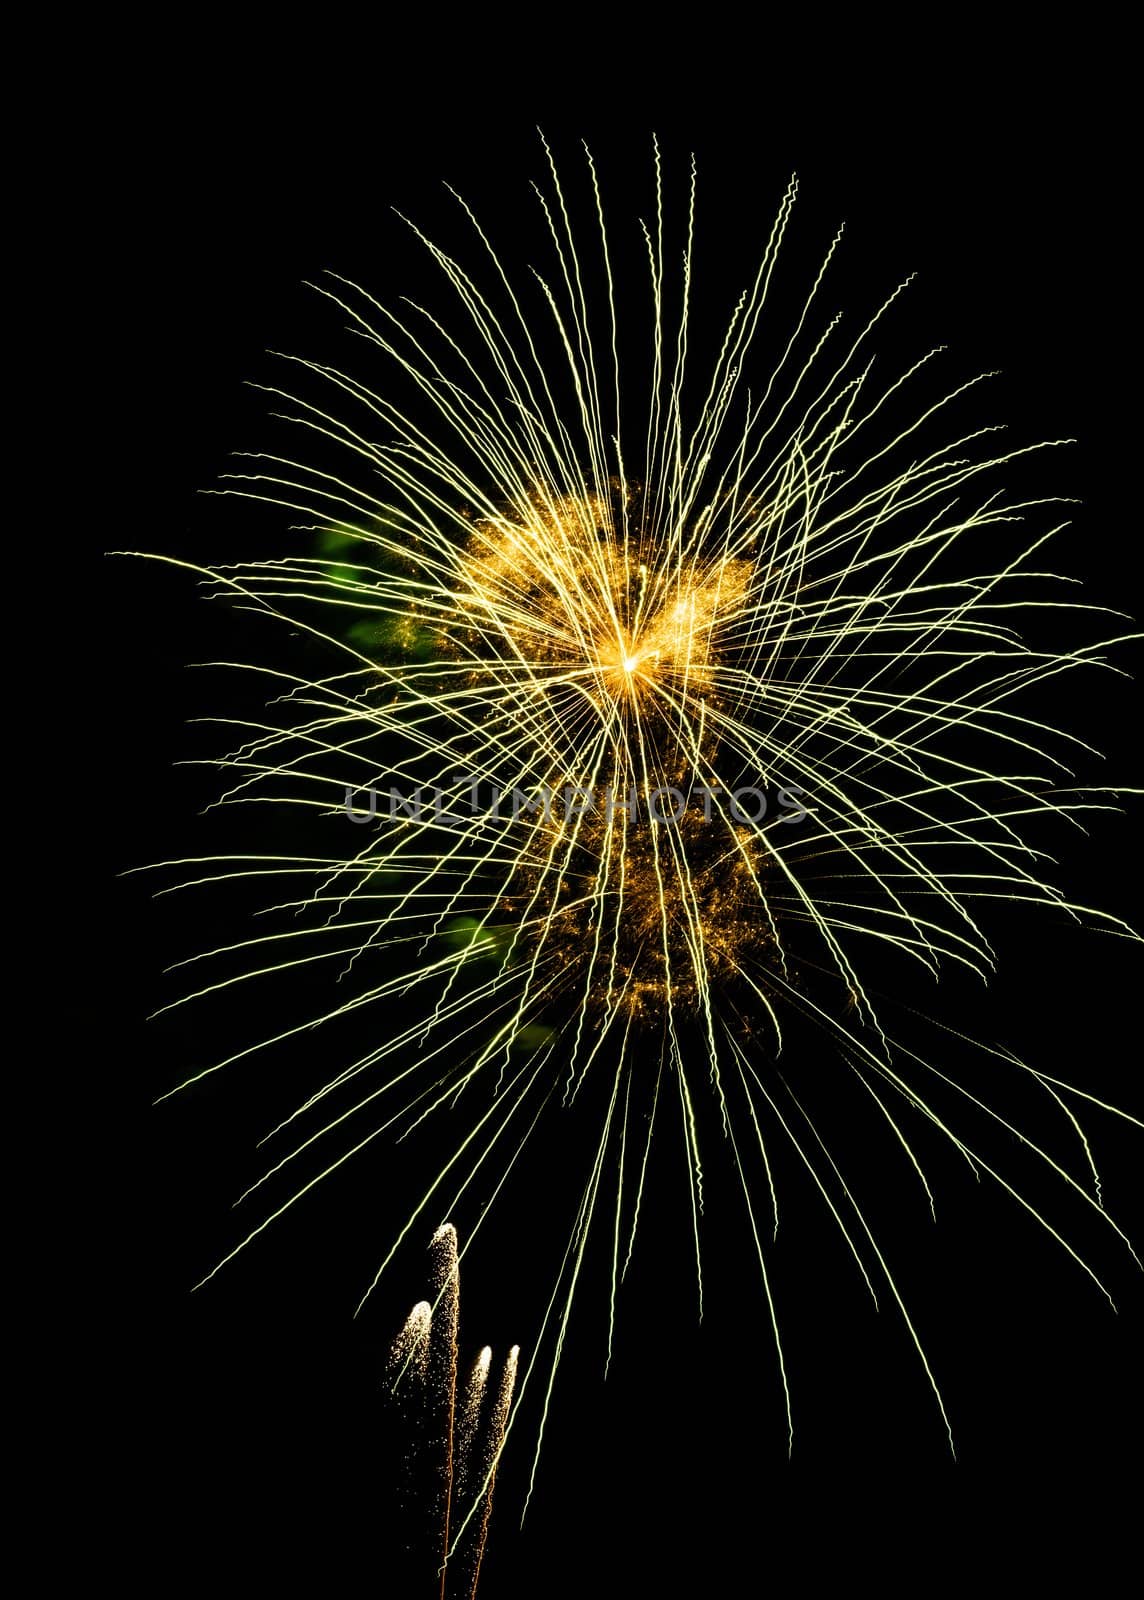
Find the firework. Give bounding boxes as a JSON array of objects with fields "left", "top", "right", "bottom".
[
  {"left": 135, "top": 139, "right": 1141, "bottom": 1500},
  {"left": 386, "top": 1224, "right": 517, "bottom": 1596}
]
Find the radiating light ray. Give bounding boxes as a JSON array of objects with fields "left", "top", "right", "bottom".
[{"left": 138, "top": 137, "right": 1141, "bottom": 1507}]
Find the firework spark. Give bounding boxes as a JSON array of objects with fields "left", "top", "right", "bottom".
[
  {"left": 455, "top": 1345, "right": 492, "bottom": 1501},
  {"left": 465, "top": 1343, "right": 519, "bottom": 1599},
  {"left": 387, "top": 1224, "right": 516, "bottom": 1595},
  {"left": 136, "top": 138, "right": 1141, "bottom": 1501},
  {"left": 390, "top": 1300, "right": 433, "bottom": 1381}
]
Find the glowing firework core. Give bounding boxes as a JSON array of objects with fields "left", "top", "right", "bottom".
[{"left": 445, "top": 487, "right": 768, "bottom": 1020}]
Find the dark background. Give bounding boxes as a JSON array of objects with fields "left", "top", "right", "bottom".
[{"left": 105, "top": 60, "right": 1141, "bottom": 1594}]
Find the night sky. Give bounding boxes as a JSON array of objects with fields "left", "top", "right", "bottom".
[{"left": 106, "top": 60, "right": 1142, "bottom": 1594}]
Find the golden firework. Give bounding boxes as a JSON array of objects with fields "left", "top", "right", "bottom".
[{"left": 133, "top": 141, "right": 1141, "bottom": 1500}]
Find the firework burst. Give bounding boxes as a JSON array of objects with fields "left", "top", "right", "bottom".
[{"left": 134, "top": 138, "right": 1141, "bottom": 1504}]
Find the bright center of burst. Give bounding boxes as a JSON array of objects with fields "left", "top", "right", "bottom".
[
  {"left": 596, "top": 632, "right": 658, "bottom": 695},
  {"left": 600, "top": 640, "right": 647, "bottom": 688}
]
